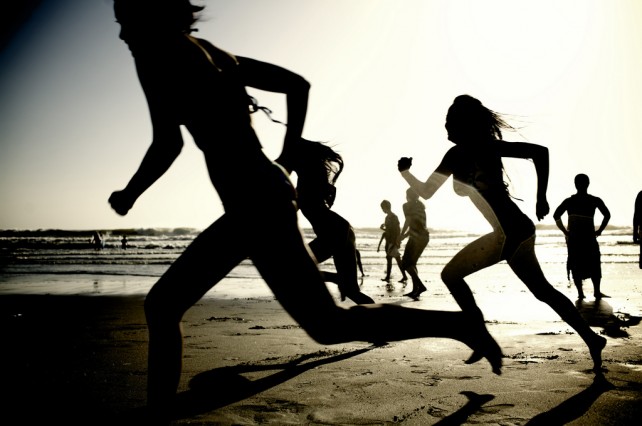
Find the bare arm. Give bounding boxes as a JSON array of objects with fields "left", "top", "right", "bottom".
[
  {"left": 398, "top": 156, "right": 451, "bottom": 200},
  {"left": 237, "top": 56, "right": 310, "bottom": 172},
  {"left": 377, "top": 232, "right": 385, "bottom": 252},
  {"left": 496, "top": 141, "right": 550, "bottom": 220},
  {"left": 552, "top": 200, "right": 569, "bottom": 236},
  {"left": 109, "top": 70, "right": 184, "bottom": 216},
  {"left": 595, "top": 198, "right": 611, "bottom": 236}
]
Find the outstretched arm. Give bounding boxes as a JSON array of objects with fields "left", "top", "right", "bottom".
[
  {"left": 398, "top": 156, "right": 451, "bottom": 200},
  {"left": 237, "top": 57, "right": 310, "bottom": 172},
  {"left": 497, "top": 141, "right": 550, "bottom": 220},
  {"left": 109, "top": 72, "right": 184, "bottom": 216}
]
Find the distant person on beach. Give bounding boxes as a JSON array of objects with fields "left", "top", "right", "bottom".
[
  {"left": 292, "top": 138, "right": 374, "bottom": 304},
  {"left": 634, "top": 190, "right": 642, "bottom": 269},
  {"left": 108, "top": 3, "right": 502, "bottom": 422},
  {"left": 553, "top": 174, "right": 611, "bottom": 299},
  {"left": 400, "top": 187, "right": 430, "bottom": 300},
  {"left": 121, "top": 235, "right": 128, "bottom": 250},
  {"left": 377, "top": 200, "right": 408, "bottom": 283},
  {"left": 91, "top": 231, "right": 104, "bottom": 250},
  {"left": 398, "top": 94, "right": 606, "bottom": 373}
]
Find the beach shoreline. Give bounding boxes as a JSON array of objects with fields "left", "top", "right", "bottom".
[{"left": 2, "top": 262, "right": 642, "bottom": 425}]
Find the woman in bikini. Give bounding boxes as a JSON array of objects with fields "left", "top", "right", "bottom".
[{"left": 398, "top": 94, "right": 607, "bottom": 373}]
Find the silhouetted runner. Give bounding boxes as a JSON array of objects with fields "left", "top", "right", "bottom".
[
  {"left": 398, "top": 94, "right": 606, "bottom": 374},
  {"left": 109, "top": 3, "right": 502, "bottom": 423}
]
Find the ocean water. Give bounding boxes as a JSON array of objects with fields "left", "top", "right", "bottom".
[{"left": 0, "top": 226, "right": 638, "bottom": 298}]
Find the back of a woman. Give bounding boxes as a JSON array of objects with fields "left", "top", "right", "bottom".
[{"left": 294, "top": 139, "right": 374, "bottom": 304}]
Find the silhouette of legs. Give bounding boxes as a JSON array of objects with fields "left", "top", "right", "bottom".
[
  {"left": 508, "top": 237, "right": 606, "bottom": 372},
  {"left": 383, "top": 252, "right": 407, "bottom": 282},
  {"left": 573, "top": 279, "right": 586, "bottom": 300},
  {"left": 441, "top": 232, "right": 503, "bottom": 322},
  {"left": 440, "top": 231, "right": 605, "bottom": 372},
  {"left": 144, "top": 206, "right": 504, "bottom": 420},
  {"left": 402, "top": 234, "right": 429, "bottom": 299},
  {"left": 308, "top": 227, "right": 374, "bottom": 304},
  {"left": 590, "top": 276, "right": 608, "bottom": 299}
]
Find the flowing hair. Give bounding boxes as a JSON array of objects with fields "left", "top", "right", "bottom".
[
  {"left": 294, "top": 139, "right": 344, "bottom": 209},
  {"left": 447, "top": 94, "right": 516, "bottom": 141},
  {"left": 448, "top": 95, "right": 522, "bottom": 200}
]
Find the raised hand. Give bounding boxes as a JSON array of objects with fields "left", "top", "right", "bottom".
[
  {"left": 109, "top": 190, "right": 135, "bottom": 216},
  {"left": 536, "top": 199, "right": 549, "bottom": 221},
  {"left": 398, "top": 157, "right": 413, "bottom": 172}
]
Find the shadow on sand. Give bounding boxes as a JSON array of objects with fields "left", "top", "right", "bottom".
[
  {"left": 172, "top": 346, "right": 374, "bottom": 420},
  {"left": 434, "top": 391, "right": 496, "bottom": 425},
  {"left": 575, "top": 299, "right": 641, "bottom": 337},
  {"left": 526, "top": 374, "right": 615, "bottom": 425}
]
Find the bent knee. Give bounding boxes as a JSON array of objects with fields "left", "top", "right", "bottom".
[
  {"left": 144, "top": 288, "right": 184, "bottom": 326},
  {"left": 441, "top": 265, "right": 461, "bottom": 285},
  {"left": 298, "top": 307, "right": 352, "bottom": 345}
]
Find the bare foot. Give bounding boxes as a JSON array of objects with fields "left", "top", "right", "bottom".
[
  {"left": 589, "top": 335, "right": 607, "bottom": 373},
  {"left": 465, "top": 328, "right": 503, "bottom": 375},
  {"left": 404, "top": 287, "right": 426, "bottom": 300}
]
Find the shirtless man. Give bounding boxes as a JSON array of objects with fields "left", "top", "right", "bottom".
[{"left": 553, "top": 174, "right": 611, "bottom": 299}]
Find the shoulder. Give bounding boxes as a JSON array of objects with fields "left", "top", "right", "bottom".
[
  {"left": 194, "top": 37, "right": 239, "bottom": 65},
  {"left": 443, "top": 145, "right": 462, "bottom": 161}
]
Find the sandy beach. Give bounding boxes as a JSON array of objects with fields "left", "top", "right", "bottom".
[{"left": 2, "top": 258, "right": 642, "bottom": 426}]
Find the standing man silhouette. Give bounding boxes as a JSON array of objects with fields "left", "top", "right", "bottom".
[
  {"left": 377, "top": 200, "right": 408, "bottom": 283},
  {"left": 553, "top": 174, "right": 611, "bottom": 299}
]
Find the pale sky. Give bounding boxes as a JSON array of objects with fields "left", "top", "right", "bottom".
[{"left": 1, "top": 0, "right": 641, "bottom": 232}]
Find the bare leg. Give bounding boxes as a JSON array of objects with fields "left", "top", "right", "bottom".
[
  {"left": 144, "top": 216, "right": 247, "bottom": 418},
  {"left": 395, "top": 254, "right": 408, "bottom": 281},
  {"left": 574, "top": 279, "right": 585, "bottom": 299},
  {"left": 250, "top": 207, "right": 503, "bottom": 373},
  {"left": 308, "top": 231, "right": 374, "bottom": 304},
  {"left": 441, "top": 232, "right": 505, "bottom": 322},
  {"left": 402, "top": 235, "right": 429, "bottom": 299},
  {"left": 382, "top": 255, "right": 392, "bottom": 281},
  {"left": 508, "top": 237, "right": 606, "bottom": 372},
  {"left": 592, "top": 276, "right": 608, "bottom": 299}
]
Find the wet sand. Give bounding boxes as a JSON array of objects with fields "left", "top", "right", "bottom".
[{"left": 1, "top": 262, "right": 642, "bottom": 425}]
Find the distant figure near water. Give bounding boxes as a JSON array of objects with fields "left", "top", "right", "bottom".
[
  {"left": 553, "top": 174, "right": 611, "bottom": 300},
  {"left": 108, "top": 3, "right": 502, "bottom": 422},
  {"left": 121, "top": 235, "right": 128, "bottom": 250},
  {"left": 400, "top": 187, "right": 430, "bottom": 300},
  {"left": 398, "top": 94, "right": 606, "bottom": 373},
  {"left": 377, "top": 200, "right": 408, "bottom": 283},
  {"left": 91, "top": 231, "right": 104, "bottom": 250},
  {"left": 634, "top": 190, "right": 642, "bottom": 269}
]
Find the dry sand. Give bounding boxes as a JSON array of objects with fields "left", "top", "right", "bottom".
[{"left": 2, "top": 263, "right": 642, "bottom": 425}]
